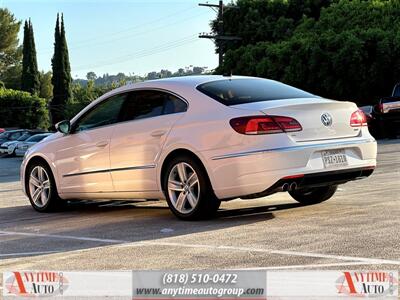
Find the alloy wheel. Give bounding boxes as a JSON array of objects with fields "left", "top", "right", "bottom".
[
  {"left": 167, "top": 162, "right": 200, "bottom": 214},
  {"left": 29, "top": 166, "right": 51, "bottom": 208}
]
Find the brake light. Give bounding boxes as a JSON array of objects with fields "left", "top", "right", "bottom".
[
  {"left": 350, "top": 109, "right": 368, "bottom": 127},
  {"left": 230, "top": 115, "right": 302, "bottom": 135}
]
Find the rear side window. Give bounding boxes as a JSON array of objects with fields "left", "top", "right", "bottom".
[
  {"left": 119, "top": 90, "right": 187, "bottom": 122},
  {"left": 197, "top": 78, "right": 315, "bottom": 106},
  {"left": 163, "top": 95, "right": 187, "bottom": 114}
]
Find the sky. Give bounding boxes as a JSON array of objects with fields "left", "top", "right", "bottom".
[{"left": 1, "top": 0, "right": 218, "bottom": 79}]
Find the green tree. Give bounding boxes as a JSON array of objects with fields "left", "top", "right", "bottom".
[
  {"left": 0, "top": 8, "right": 22, "bottom": 89},
  {"left": 219, "top": 0, "right": 400, "bottom": 105},
  {"left": 212, "top": 0, "right": 336, "bottom": 57},
  {"left": 0, "top": 88, "right": 49, "bottom": 129},
  {"left": 50, "top": 13, "right": 72, "bottom": 124},
  {"left": 86, "top": 71, "right": 97, "bottom": 81},
  {"left": 66, "top": 81, "right": 112, "bottom": 119},
  {"left": 21, "top": 20, "right": 40, "bottom": 94},
  {"left": 39, "top": 71, "right": 53, "bottom": 100}
]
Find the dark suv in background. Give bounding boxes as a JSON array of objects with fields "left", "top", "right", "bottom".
[
  {"left": 360, "top": 83, "right": 400, "bottom": 139},
  {"left": 374, "top": 83, "right": 400, "bottom": 138}
]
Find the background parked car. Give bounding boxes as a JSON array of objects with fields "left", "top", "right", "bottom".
[
  {"left": 0, "top": 130, "right": 30, "bottom": 146},
  {"left": 373, "top": 83, "right": 400, "bottom": 138},
  {"left": 15, "top": 133, "right": 53, "bottom": 157},
  {"left": 0, "top": 130, "right": 48, "bottom": 156}
]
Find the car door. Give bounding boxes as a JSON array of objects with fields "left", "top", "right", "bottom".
[
  {"left": 55, "top": 93, "right": 126, "bottom": 194},
  {"left": 109, "top": 90, "right": 187, "bottom": 192}
]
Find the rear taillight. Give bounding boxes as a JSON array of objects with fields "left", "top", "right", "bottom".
[
  {"left": 230, "top": 115, "right": 302, "bottom": 135},
  {"left": 350, "top": 109, "right": 368, "bottom": 127}
]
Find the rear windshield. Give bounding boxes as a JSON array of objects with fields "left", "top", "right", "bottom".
[
  {"left": 393, "top": 84, "right": 400, "bottom": 97},
  {"left": 196, "top": 78, "right": 315, "bottom": 106}
]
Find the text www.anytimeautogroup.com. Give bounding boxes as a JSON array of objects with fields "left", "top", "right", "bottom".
[{"left": 136, "top": 287, "right": 264, "bottom": 298}]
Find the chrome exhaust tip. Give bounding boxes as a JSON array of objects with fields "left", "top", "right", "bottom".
[
  {"left": 289, "top": 182, "right": 297, "bottom": 191},
  {"left": 282, "top": 183, "right": 290, "bottom": 192}
]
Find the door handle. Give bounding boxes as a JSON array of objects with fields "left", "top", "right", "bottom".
[
  {"left": 151, "top": 130, "right": 166, "bottom": 137},
  {"left": 95, "top": 141, "right": 109, "bottom": 148}
]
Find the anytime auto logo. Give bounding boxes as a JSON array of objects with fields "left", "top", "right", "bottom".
[
  {"left": 336, "top": 271, "right": 398, "bottom": 297},
  {"left": 4, "top": 271, "right": 69, "bottom": 297}
]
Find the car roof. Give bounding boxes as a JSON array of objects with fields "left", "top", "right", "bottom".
[
  {"left": 108, "top": 75, "right": 258, "bottom": 95},
  {"left": 5, "top": 129, "right": 27, "bottom": 133},
  {"left": 71, "top": 75, "right": 260, "bottom": 123},
  {"left": 143, "top": 75, "right": 246, "bottom": 86}
]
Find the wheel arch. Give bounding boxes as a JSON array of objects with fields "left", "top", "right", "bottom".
[
  {"left": 24, "top": 155, "right": 59, "bottom": 193},
  {"left": 159, "top": 148, "right": 215, "bottom": 194}
]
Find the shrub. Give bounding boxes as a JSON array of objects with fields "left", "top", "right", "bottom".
[{"left": 0, "top": 88, "right": 50, "bottom": 129}]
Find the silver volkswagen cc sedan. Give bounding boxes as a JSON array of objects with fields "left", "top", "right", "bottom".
[{"left": 21, "top": 76, "right": 377, "bottom": 220}]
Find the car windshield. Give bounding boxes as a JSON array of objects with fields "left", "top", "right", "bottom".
[
  {"left": 17, "top": 133, "right": 31, "bottom": 141},
  {"left": 26, "top": 134, "right": 49, "bottom": 142},
  {"left": 9, "top": 132, "right": 23, "bottom": 140},
  {"left": 196, "top": 78, "right": 316, "bottom": 106}
]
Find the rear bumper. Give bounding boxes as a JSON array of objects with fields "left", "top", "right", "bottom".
[
  {"left": 241, "top": 166, "right": 375, "bottom": 199},
  {"left": 207, "top": 138, "right": 377, "bottom": 199}
]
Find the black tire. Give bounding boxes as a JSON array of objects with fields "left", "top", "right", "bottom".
[
  {"left": 163, "top": 155, "right": 220, "bottom": 220},
  {"left": 289, "top": 185, "right": 338, "bottom": 205},
  {"left": 26, "top": 161, "right": 63, "bottom": 212}
]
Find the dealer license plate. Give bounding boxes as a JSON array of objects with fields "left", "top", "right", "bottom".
[{"left": 321, "top": 149, "right": 348, "bottom": 168}]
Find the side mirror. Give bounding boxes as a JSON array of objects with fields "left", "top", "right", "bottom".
[{"left": 55, "top": 120, "right": 71, "bottom": 134}]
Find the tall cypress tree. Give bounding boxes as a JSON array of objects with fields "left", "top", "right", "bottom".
[
  {"left": 21, "top": 19, "right": 40, "bottom": 94},
  {"left": 21, "top": 21, "right": 29, "bottom": 89},
  {"left": 50, "top": 13, "right": 72, "bottom": 124},
  {"left": 29, "top": 20, "right": 40, "bottom": 92}
]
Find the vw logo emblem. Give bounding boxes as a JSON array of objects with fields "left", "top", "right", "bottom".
[{"left": 321, "top": 113, "right": 333, "bottom": 127}]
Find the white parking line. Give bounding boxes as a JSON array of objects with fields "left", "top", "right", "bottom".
[
  {"left": 136, "top": 241, "right": 400, "bottom": 265},
  {"left": 241, "top": 262, "right": 381, "bottom": 270},
  {"left": 0, "top": 251, "right": 57, "bottom": 257},
  {"left": 2, "top": 230, "right": 400, "bottom": 266},
  {"left": 0, "top": 230, "right": 126, "bottom": 244}
]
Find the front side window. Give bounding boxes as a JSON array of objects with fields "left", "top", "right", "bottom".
[
  {"left": 74, "top": 93, "right": 126, "bottom": 132},
  {"left": 119, "top": 90, "right": 187, "bottom": 122},
  {"left": 197, "top": 78, "right": 316, "bottom": 106}
]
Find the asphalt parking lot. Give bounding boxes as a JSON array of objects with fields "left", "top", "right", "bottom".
[{"left": 0, "top": 140, "right": 399, "bottom": 277}]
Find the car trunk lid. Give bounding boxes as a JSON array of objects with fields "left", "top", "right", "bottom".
[{"left": 231, "top": 98, "right": 360, "bottom": 142}]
